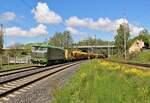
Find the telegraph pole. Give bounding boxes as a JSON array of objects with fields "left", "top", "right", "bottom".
[
  {"left": 123, "top": 18, "right": 127, "bottom": 61},
  {"left": 0, "top": 24, "right": 4, "bottom": 52},
  {"left": 124, "top": 25, "right": 127, "bottom": 61},
  {"left": 94, "top": 34, "right": 96, "bottom": 53},
  {"left": 107, "top": 41, "right": 110, "bottom": 58},
  {"left": 0, "top": 24, "right": 4, "bottom": 69},
  {"left": 122, "top": 9, "right": 127, "bottom": 61}
]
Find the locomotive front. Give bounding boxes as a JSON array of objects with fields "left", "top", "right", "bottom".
[{"left": 31, "top": 46, "right": 48, "bottom": 66}]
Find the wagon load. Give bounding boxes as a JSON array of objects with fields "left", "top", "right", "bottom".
[{"left": 71, "top": 51, "right": 88, "bottom": 60}]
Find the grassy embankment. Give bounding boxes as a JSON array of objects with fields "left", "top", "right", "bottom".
[
  {"left": 52, "top": 59, "right": 150, "bottom": 103},
  {"left": 110, "top": 50, "right": 150, "bottom": 64},
  {"left": 130, "top": 50, "right": 150, "bottom": 64}
]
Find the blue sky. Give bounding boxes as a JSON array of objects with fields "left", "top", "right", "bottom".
[{"left": 0, "top": 0, "right": 150, "bottom": 47}]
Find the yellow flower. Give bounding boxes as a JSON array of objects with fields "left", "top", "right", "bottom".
[
  {"left": 99, "top": 60, "right": 150, "bottom": 77},
  {"left": 80, "top": 73, "right": 87, "bottom": 81},
  {"left": 143, "top": 71, "right": 150, "bottom": 77},
  {"left": 96, "top": 75, "right": 101, "bottom": 80},
  {"left": 130, "top": 68, "right": 143, "bottom": 76}
]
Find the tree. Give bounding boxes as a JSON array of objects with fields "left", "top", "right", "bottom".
[
  {"left": 77, "top": 37, "right": 113, "bottom": 46},
  {"left": 7, "top": 43, "right": 31, "bottom": 57},
  {"left": 114, "top": 23, "right": 130, "bottom": 53},
  {"left": 129, "top": 29, "right": 150, "bottom": 48},
  {"left": 48, "top": 31, "right": 73, "bottom": 48},
  {"left": 49, "top": 32, "right": 63, "bottom": 47},
  {"left": 63, "top": 31, "right": 73, "bottom": 48}
]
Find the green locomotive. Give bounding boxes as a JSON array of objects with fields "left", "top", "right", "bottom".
[{"left": 31, "top": 44, "right": 65, "bottom": 66}]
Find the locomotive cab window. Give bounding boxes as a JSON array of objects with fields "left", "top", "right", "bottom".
[{"left": 32, "top": 46, "right": 47, "bottom": 52}]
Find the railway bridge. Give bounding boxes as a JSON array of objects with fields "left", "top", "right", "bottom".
[{"left": 73, "top": 45, "right": 115, "bottom": 53}]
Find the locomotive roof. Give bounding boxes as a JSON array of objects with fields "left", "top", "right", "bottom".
[{"left": 32, "top": 44, "right": 64, "bottom": 51}]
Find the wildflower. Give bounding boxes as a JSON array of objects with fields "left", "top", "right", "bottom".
[
  {"left": 130, "top": 68, "right": 143, "bottom": 76},
  {"left": 96, "top": 74, "right": 101, "bottom": 80},
  {"left": 100, "top": 60, "right": 147, "bottom": 77},
  {"left": 80, "top": 73, "right": 87, "bottom": 81}
]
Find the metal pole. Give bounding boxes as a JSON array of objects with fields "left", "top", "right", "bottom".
[
  {"left": 107, "top": 41, "right": 110, "bottom": 58},
  {"left": 0, "top": 24, "right": 4, "bottom": 69},
  {"left": 0, "top": 24, "right": 4, "bottom": 53},
  {"left": 123, "top": 10, "right": 127, "bottom": 61},
  {"left": 8, "top": 54, "right": 9, "bottom": 66},
  {"left": 94, "top": 34, "right": 96, "bottom": 53},
  {"left": 124, "top": 24, "right": 127, "bottom": 61}
]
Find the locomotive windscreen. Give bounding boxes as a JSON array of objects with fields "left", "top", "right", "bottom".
[{"left": 32, "top": 46, "right": 47, "bottom": 53}]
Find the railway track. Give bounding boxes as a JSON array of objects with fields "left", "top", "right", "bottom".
[
  {"left": 0, "top": 61, "right": 81, "bottom": 101},
  {"left": 0, "top": 66, "right": 37, "bottom": 73},
  {"left": 125, "top": 62, "right": 150, "bottom": 68},
  {"left": 0, "top": 66, "right": 40, "bottom": 77},
  {"left": 108, "top": 60, "right": 150, "bottom": 69}
]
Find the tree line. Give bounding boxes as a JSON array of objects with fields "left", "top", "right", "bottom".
[
  {"left": 114, "top": 23, "right": 150, "bottom": 54},
  {"left": 2, "top": 24, "right": 150, "bottom": 57}
]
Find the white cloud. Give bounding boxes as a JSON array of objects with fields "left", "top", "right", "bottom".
[
  {"left": 5, "top": 24, "right": 48, "bottom": 37},
  {"left": 32, "top": 2, "right": 62, "bottom": 24},
  {"left": 0, "top": 12, "right": 16, "bottom": 21},
  {"left": 66, "top": 16, "right": 144, "bottom": 35},
  {"left": 129, "top": 24, "right": 144, "bottom": 36},
  {"left": 66, "top": 27, "right": 87, "bottom": 35},
  {"left": 66, "top": 16, "right": 89, "bottom": 27},
  {"left": 66, "top": 27, "right": 88, "bottom": 41}
]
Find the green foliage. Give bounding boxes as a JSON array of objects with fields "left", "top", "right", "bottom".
[
  {"left": 49, "top": 31, "right": 73, "bottom": 48},
  {"left": 129, "top": 29, "right": 150, "bottom": 48},
  {"left": 115, "top": 23, "right": 130, "bottom": 52},
  {"left": 76, "top": 37, "right": 113, "bottom": 46},
  {"left": 6, "top": 43, "right": 32, "bottom": 57},
  {"left": 52, "top": 60, "right": 150, "bottom": 103}
]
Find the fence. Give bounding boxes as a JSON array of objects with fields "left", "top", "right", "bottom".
[
  {"left": 0, "top": 55, "right": 31, "bottom": 65},
  {"left": 9, "top": 57, "right": 31, "bottom": 64}
]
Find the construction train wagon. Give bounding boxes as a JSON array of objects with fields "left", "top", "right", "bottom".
[{"left": 31, "top": 44, "right": 89, "bottom": 66}]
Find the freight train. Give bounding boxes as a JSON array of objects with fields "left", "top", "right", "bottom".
[{"left": 31, "top": 44, "right": 104, "bottom": 66}]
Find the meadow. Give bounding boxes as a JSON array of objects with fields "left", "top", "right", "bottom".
[
  {"left": 130, "top": 50, "right": 150, "bottom": 64},
  {"left": 52, "top": 59, "right": 150, "bottom": 103}
]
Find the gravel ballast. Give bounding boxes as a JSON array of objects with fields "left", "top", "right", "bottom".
[{"left": 3, "top": 64, "right": 81, "bottom": 103}]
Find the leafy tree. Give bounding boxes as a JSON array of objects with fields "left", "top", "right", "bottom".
[
  {"left": 114, "top": 23, "right": 130, "bottom": 52},
  {"left": 7, "top": 43, "right": 31, "bottom": 57},
  {"left": 76, "top": 37, "right": 113, "bottom": 46},
  {"left": 129, "top": 29, "right": 150, "bottom": 48},
  {"left": 49, "top": 31, "right": 73, "bottom": 48},
  {"left": 49, "top": 32, "right": 63, "bottom": 47},
  {"left": 63, "top": 31, "right": 73, "bottom": 48}
]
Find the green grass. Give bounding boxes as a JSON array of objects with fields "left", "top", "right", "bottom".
[
  {"left": 130, "top": 50, "right": 150, "bottom": 63},
  {"left": 52, "top": 60, "right": 150, "bottom": 103},
  {"left": 110, "top": 50, "right": 150, "bottom": 64}
]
